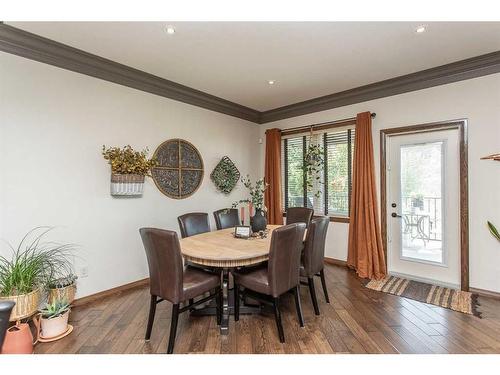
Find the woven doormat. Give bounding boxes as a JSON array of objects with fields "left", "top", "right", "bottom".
[{"left": 365, "top": 276, "right": 481, "bottom": 317}]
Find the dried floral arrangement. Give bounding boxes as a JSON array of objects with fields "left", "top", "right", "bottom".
[{"left": 102, "top": 145, "right": 158, "bottom": 176}]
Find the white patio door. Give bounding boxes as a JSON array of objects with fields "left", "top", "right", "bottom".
[{"left": 386, "top": 129, "right": 461, "bottom": 288}]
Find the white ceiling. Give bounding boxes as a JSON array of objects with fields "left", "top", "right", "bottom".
[{"left": 8, "top": 22, "right": 500, "bottom": 111}]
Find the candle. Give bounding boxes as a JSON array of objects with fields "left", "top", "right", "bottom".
[{"left": 240, "top": 206, "right": 245, "bottom": 225}]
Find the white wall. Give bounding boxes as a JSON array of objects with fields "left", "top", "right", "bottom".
[
  {"left": 0, "top": 52, "right": 260, "bottom": 298},
  {"left": 260, "top": 73, "right": 500, "bottom": 293}
]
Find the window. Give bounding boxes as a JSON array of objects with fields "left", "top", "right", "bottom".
[{"left": 281, "top": 126, "right": 355, "bottom": 219}]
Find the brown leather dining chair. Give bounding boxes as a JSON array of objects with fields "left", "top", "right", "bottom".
[
  {"left": 232, "top": 223, "right": 307, "bottom": 343},
  {"left": 139, "top": 228, "right": 222, "bottom": 354},
  {"left": 177, "top": 212, "right": 210, "bottom": 238},
  {"left": 213, "top": 208, "right": 240, "bottom": 230},
  {"left": 286, "top": 207, "right": 314, "bottom": 228},
  {"left": 300, "top": 216, "right": 330, "bottom": 315}
]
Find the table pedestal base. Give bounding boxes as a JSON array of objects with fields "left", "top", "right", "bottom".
[{"left": 189, "top": 269, "right": 262, "bottom": 335}]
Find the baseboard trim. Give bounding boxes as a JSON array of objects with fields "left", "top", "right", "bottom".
[
  {"left": 72, "top": 278, "right": 149, "bottom": 307},
  {"left": 324, "top": 257, "right": 348, "bottom": 267},
  {"left": 470, "top": 287, "right": 500, "bottom": 300}
]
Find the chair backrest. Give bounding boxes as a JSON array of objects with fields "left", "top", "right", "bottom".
[
  {"left": 267, "top": 223, "right": 307, "bottom": 297},
  {"left": 0, "top": 300, "right": 15, "bottom": 349},
  {"left": 139, "top": 228, "right": 184, "bottom": 304},
  {"left": 302, "top": 216, "right": 330, "bottom": 276},
  {"left": 213, "top": 208, "right": 240, "bottom": 230},
  {"left": 177, "top": 212, "right": 210, "bottom": 238},
  {"left": 286, "top": 207, "right": 314, "bottom": 228}
]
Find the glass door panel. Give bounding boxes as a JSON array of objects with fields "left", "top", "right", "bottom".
[{"left": 400, "top": 141, "right": 444, "bottom": 264}]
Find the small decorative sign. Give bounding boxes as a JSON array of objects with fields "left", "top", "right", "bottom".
[{"left": 234, "top": 226, "right": 251, "bottom": 239}]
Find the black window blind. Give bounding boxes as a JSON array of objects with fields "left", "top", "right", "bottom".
[{"left": 282, "top": 127, "right": 355, "bottom": 217}]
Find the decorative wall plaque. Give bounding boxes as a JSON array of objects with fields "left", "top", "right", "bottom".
[
  {"left": 152, "top": 139, "right": 204, "bottom": 199},
  {"left": 210, "top": 156, "right": 240, "bottom": 194}
]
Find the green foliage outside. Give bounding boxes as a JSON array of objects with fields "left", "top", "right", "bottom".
[{"left": 286, "top": 138, "right": 351, "bottom": 215}]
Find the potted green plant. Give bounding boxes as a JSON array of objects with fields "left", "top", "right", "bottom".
[
  {"left": 102, "top": 145, "right": 158, "bottom": 196},
  {"left": 304, "top": 142, "right": 324, "bottom": 198},
  {"left": 48, "top": 274, "right": 77, "bottom": 304},
  {"left": 39, "top": 299, "right": 70, "bottom": 339},
  {"left": 232, "top": 175, "right": 268, "bottom": 233},
  {"left": 0, "top": 227, "right": 74, "bottom": 322}
]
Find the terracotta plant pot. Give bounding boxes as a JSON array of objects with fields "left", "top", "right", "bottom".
[
  {"left": 1, "top": 322, "right": 37, "bottom": 354},
  {"left": 40, "top": 310, "right": 69, "bottom": 339}
]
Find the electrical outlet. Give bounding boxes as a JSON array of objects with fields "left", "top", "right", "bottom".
[{"left": 79, "top": 266, "right": 89, "bottom": 278}]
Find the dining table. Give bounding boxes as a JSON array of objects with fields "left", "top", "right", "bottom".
[{"left": 180, "top": 224, "right": 282, "bottom": 334}]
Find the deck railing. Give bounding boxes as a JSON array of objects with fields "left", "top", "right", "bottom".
[{"left": 401, "top": 196, "right": 442, "bottom": 241}]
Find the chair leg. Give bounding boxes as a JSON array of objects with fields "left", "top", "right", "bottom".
[
  {"left": 215, "top": 287, "right": 222, "bottom": 326},
  {"left": 145, "top": 295, "right": 157, "bottom": 341},
  {"left": 308, "top": 277, "right": 320, "bottom": 315},
  {"left": 273, "top": 297, "right": 285, "bottom": 343},
  {"left": 293, "top": 286, "right": 304, "bottom": 327},
  {"left": 167, "top": 304, "right": 180, "bottom": 354},
  {"left": 234, "top": 283, "right": 240, "bottom": 322},
  {"left": 319, "top": 269, "right": 330, "bottom": 303}
]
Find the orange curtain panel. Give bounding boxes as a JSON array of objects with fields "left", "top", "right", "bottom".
[
  {"left": 347, "top": 112, "right": 387, "bottom": 280},
  {"left": 264, "top": 128, "right": 284, "bottom": 225}
]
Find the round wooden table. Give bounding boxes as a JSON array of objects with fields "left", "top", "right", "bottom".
[{"left": 180, "top": 225, "right": 281, "bottom": 334}]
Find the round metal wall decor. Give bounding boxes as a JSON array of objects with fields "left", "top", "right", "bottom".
[{"left": 152, "top": 139, "right": 204, "bottom": 199}]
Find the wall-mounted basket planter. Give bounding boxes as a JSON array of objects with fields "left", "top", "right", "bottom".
[{"left": 110, "top": 174, "right": 145, "bottom": 196}]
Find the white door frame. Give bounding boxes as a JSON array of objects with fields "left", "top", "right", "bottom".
[{"left": 380, "top": 119, "right": 469, "bottom": 291}]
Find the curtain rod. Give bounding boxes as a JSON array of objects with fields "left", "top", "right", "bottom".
[{"left": 278, "top": 112, "right": 376, "bottom": 135}]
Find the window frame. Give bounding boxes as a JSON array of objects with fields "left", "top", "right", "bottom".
[{"left": 281, "top": 122, "right": 356, "bottom": 223}]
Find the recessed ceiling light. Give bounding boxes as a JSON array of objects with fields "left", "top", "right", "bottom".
[
  {"left": 268, "top": 80, "right": 275, "bottom": 85},
  {"left": 166, "top": 25, "right": 176, "bottom": 35},
  {"left": 415, "top": 25, "right": 427, "bottom": 34}
]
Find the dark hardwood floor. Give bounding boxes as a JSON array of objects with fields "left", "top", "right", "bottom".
[{"left": 35, "top": 264, "right": 500, "bottom": 354}]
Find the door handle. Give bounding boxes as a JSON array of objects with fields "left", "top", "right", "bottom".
[{"left": 391, "top": 212, "right": 402, "bottom": 218}]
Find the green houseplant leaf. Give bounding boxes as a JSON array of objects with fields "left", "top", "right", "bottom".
[
  {"left": 39, "top": 298, "right": 71, "bottom": 319},
  {"left": 487, "top": 221, "right": 500, "bottom": 242}
]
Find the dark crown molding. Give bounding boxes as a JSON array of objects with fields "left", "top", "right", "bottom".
[
  {"left": 0, "top": 23, "right": 260, "bottom": 123},
  {"left": 1, "top": 23, "right": 500, "bottom": 125},
  {"left": 259, "top": 50, "right": 500, "bottom": 123}
]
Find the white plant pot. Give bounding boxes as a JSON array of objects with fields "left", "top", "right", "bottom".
[
  {"left": 110, "top": 174, "right": 145, "bottom": 196},
  {"left": 40, "top": 310, "right": 69, "bottom": 338}
]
